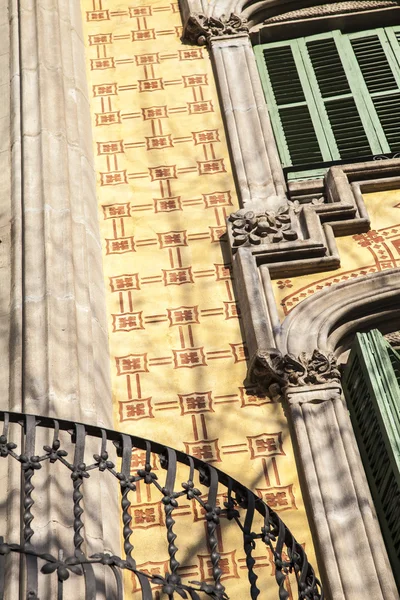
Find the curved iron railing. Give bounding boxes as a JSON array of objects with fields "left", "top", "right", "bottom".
[{"left": 0, "top": 411, "right": 323, "bottom": 600}]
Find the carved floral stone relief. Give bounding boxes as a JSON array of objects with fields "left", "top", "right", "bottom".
[
  {"left": 252, "top": 349, "right": 341, "bottom": 391},
  {"left": 228, "top": 206, "right": 298, "bottom": 247},
  {"left": 183, "top": 13, "right": 249, "bottom": 46}
]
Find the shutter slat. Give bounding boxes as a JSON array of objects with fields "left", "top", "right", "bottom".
[
  {"left": 373, "top": 92, "right": 400, "bottom": 151},
  {"left": 305, "top": 36, "right": 375, "bottom": 160},
  {"left": 261, "top": 44, "right": 324, "bottom": 167},
  {"left": 280, "top": 105, "right": 323, "bottom": 164},
  {"left": 306, "top": 38, "right": 351, "bottom": 98},
  {"left": 351, "top": 35, "right": 398, "bottom": 93},
  {"left": 263, "top": 46, "right": 305, "bottom": 105},
  {"left": 325, "top": 98, "right": 372, "bottom": 158}
]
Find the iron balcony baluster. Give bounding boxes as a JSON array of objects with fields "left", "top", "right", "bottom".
[{"left": 0, "top": 411, "right": 323, "bottom": 600}]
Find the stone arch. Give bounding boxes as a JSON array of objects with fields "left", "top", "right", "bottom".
[
  {"left": 278, "top": 269, "right": 400, "bottom": 359},
  {"left": 205, "top": 0, "right": 399, "bottom": 24},
  {"left": 242, "top": 0, "right": 399, "bottom": 27}
]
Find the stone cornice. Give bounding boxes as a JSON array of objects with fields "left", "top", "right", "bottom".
[{"left": 182, "top": 12, "right": 249, "bottom": 46}]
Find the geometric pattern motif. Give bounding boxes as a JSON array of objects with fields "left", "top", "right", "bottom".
[{"left": 81, "top": 0, "right": 314, "bottom": 595}]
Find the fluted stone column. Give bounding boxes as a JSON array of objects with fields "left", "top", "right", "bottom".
[
  {"left": 3, "top": 0, "right": 119, "bottom": 597},
  {"left": 11, "top": 0, "right": 111, "bottom": 424}
]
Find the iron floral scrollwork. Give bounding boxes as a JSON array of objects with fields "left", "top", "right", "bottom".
[
  {"left": 253, "top": 349, "right": 341, "bottom": 390},
  {"left": 0, "top": 411, "right": 324, "bottom": 600},
  {"left": 183, "top": 13, "right": 249, "bottom": 46}
]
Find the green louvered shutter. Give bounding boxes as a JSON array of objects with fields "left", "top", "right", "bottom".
[
  {"left": 254, "top": 27, "right": 400, "bottom": 179},
  {"left": 254, "top": 42, "right": 327, "bottom": 171},
  {"left": 302, "top": 33, "right": 377, "bottom": 160},
  {"left": 342, "top": 330, "right": 400, "bottom": 589},
  {"left": 349, "top": 28, "right": 400, "bottom": 153}
]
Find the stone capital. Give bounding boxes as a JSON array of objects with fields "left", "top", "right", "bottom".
[
  {"left": 252, "top": 348, "right": 341, "bottom": 392},
  {"left": 182, "top": 12, "right": 249, "bottom": 46}
]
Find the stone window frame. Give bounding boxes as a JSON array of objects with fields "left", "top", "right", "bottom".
[
  {"left": 180, "top": 0, "right": 400, "bottom": 368},
  {"left": 181, "top": 0, "right": 400, "bottom": 209}
]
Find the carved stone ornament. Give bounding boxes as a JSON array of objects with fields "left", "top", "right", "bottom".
[
  {"left": 182, "top": 13, "right": 249, "bottom": 46},
  {"left": 228, "top": 206, "right": 298, "bottom": 247},
  {"left": 252, "top": 349, "right": 341, "bottom": 390}
]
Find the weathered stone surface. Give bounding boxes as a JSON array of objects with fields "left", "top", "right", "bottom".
[
  {"left": 4, "top": 0, "right": 119, "bottom": 596},
  {"left": 210, "top": 35, "right": 286, "bottom": 206},
  {"left": 252, "top": 349, "right": 341, "bottom": 390},
  {"left": 229, "top": 205, "right": 298, "bottom": 247}
]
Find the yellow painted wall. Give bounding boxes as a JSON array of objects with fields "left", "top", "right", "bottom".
[
  {"left": 273, "top": 190, "right": 400, "bottom": 318},
  {"left": 81, "top": 1, "right": 316, "bottom": 596}
]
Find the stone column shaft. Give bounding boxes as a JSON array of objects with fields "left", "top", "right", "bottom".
[
  {"left": 287, "top": 384, "right": 399, "bottom": 600},
  {"left": 210, "top": 35, "right": 286, "bottom": 205},
  {"left": 11, "top": 0, "right": 111, "bottom": 425},
  {"left": 4, "top": 0, "right": 119, "bottom": 597}
]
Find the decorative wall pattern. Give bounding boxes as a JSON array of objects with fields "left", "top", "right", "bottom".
[{"left": 81, "top": 1, "right": 314, "bottom": 597}]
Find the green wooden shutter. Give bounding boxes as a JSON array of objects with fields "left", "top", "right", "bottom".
[
  {"left": 342, "top": 330, "right": 400, "bottom": 589},
  {"left": 301, "top": 32, "right": 378, "bottom": 159},
  {"left": 254, "top": 42, "right": 327, "bottom": 170},
  {"left": 255, "top": 27, "right": 400, "bottom": 178}
]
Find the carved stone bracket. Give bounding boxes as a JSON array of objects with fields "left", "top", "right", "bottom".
[
  {"left": 182, "top": 12, "right": 249, "bottom": 46},
  {"left": 252, "top": 349, "right": 341, "bottom": 392}
]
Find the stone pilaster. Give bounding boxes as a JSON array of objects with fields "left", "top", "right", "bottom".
[
  {"left": 210, "top": 34, "right": 286, "bottom": 205},
  {"left": 10, "top": 0, "right": 111, "bottom": 426},
  {"left": 286, "top": 384, "right": 399, "bottom": 600}
]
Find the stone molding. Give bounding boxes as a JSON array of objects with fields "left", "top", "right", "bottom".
[
  {"left": 209, "top": 34, "right": 287, "bottom": 205},
  {"left": 227, "top": 168, "right": 370, "bottom": 273},
  {"left": 385, "top": 331, "right": 400, "bottom": 347},
  {"left": 237, "top": 267, "right": 400, "bottom": 376},
  {"left": 180, "top": 0, "right": 400, "bottom": 23},
  {"left": 262, "top": 0, "right": 399, "bottom": 23},
  {"left": 280, "top": 268, "right": 400, "bottom": 357}
]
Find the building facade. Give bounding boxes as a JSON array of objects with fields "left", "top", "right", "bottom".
[{"left": 0, "top": 0, "right": 399, "bottom": 598}]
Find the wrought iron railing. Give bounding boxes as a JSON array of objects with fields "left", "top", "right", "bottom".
[{"left": 0, "top": 411, "right": 323, "bottom": 600}]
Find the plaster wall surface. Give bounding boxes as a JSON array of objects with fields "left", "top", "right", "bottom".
[{"left": 80, "top": 0, "right": 316, "bottom": 596}]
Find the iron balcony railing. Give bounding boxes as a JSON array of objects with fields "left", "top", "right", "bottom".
[{"left": 0, "top": 411, "right": 323, "bottom": 600}]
